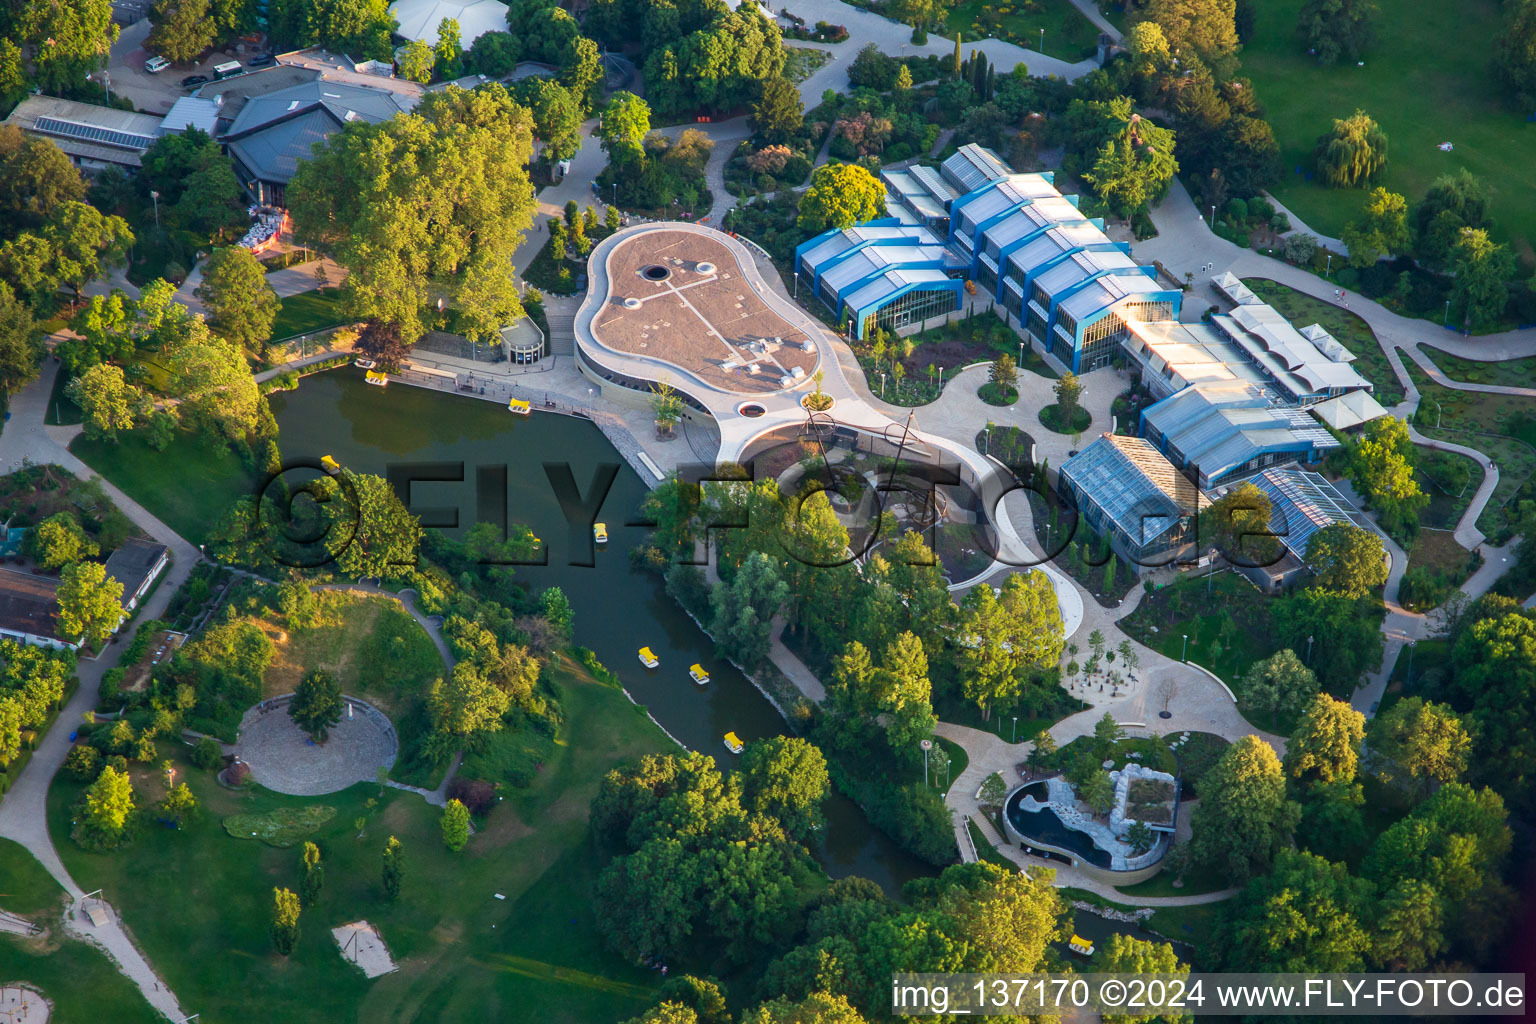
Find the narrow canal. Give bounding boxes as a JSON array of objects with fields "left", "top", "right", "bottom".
[{"left": 270, "top": 370, "right": 931, "bottom": 892}]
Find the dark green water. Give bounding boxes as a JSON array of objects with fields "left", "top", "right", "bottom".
[{"left": 270, "top": 370, "right": 931, "bottom": 892}]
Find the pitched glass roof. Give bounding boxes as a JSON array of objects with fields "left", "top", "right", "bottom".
[
  {"left": 1062, "top": 435, "right": 1207, "bottom": 545},
  {"left": 1249, "top": 467, "right": 1369, "bottom": 557}
]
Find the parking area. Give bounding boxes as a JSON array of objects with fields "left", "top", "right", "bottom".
[{"left": 104, "top": 18, "right": 276, "bottom": 115}]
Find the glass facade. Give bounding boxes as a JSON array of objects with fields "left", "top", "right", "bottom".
[{"left": 858, "top": 286, "right": 959, "bottom": 336}]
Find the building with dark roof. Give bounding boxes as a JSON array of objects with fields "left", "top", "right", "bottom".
[
  {"left": 1059, "top": 434, "right": 1210, "bottom": 572},
  {"left": 0, "top": 569, "right": 70, "bottom": 650},
  {"left": 103, "top": 538, "right": 171, "bottom": 613},
  {"left": 223, "top": 82, "right": 416, "bottom": 205},
  {"left": 2, "top": 96, "right": 167, "bottom": 172}
]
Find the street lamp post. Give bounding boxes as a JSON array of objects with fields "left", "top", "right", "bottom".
[
  {"left": 1406, "top": 640, "right": 1416, "bottom": 686},
  {"left": 1039, "top": 28, "right": 1044, "bottom": 55},
  {"left": 1306, "top": 634, "right": 1315, "bottom": 664},
  {"left": 150, "top": 190, "right": 161, "bottom": 229},
  {"left": 880, "top": 372, "right": 886, "bottom": 398},
  {"left": 1209, "top": 205, "right": 1216, "bottom": 229},
  {"left": 793, "top": 271, "right": 798, "bottom": 299},
  {"left": 1181, "top": 633, "right": 1188, "bottom": 662},
  {"left": 1012, "top": 716, "right": 1018, "bottom": 743},
  {"left": 1325, "top": 254, "right": 1332, "bottom": 278},
  {"left": 921, "top": 739, "right": 932, "bottom": 787},
  {"left": 1444, "top": 299, "right": 1451, "bottom": 327},
  {"left": 611, "top": 182, "right": 617, "bottom": 209}
]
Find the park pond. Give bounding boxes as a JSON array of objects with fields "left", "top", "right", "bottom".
[{"left": 269, "top": 370, "right": 931, "bottom": 891}]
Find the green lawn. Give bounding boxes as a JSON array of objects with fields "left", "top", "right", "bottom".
[
  {"left": 1401, "top": 363, "right": 1536, "bottom": 540},
  {"left": 1244, "top": 0, "right": 1536, "bottom": 261},
  {"left": 44, "top": 364, "right": 82, "bottom": 425},
  {"left": 1115, "top": 858, "right": 1228, "bottom": 899},
  {"left": 968, "top": 819, "right": 1012, "bottom": 867},
  {"left": 47, "top": 657, "right": 670, "bottom": 1024},
  {"left": 924, "top": 735, "right": 969, "bottom": 797},
  {"left": 1121, "top": 572, "right": 1279, "bottom": 690},
  {"left": 0, "top": 840, "right": 163, "bottom": 1022},
  {"left": 945, "top": 0, "right": 1103, "bottom": 63},
  {"left": 0, "top": 933, "right": 165, "bottom": 1024},
  {"left": 1416, "top": 447, "right": 1482, "bottom": 531},
  {"left": 1243, "top": 278, "right": 1403, "bottom": 405},
  {"left": 0, "top": 838, "right": 63, "bottom": 918},
  {"left": 271, "top": 289, "right": 350, "bottom": 342},
  {"left": 1421, "top": 345, "right": 1536, "bottom": 389},
  {"left": 261, "top": 592, "right": 445, "bottom": 716},
  {"left": 70, "top": 428, "right": 256, "bottom": 545}
]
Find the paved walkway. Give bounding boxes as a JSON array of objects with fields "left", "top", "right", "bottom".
[{"left": 0, "top": 359, "right": 195, "bottom": 1021}]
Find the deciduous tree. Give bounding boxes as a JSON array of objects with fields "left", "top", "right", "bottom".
[
  {"left": 196, "top": 247, "right": 280, "bottom": 351},
  {"left": 16, "top": 0, "right": 118, "bottom": 93},
  {"left": 1224, "top": 848, "right": 1371, "bottom": 971},
  {"left": 1284, "top": 693, "right": 1365, "bottom": 784},
  {"left": 1314, "top": 110, "right": 1388, "bottom": 188},
  {"left": 797, "top": 164, "right": 887, "bottom": 232},
  {"left": 1340, "top": 187, "right": 1409, "bottom": 268},
  {"left": 1188, "top": 735, "right": 1298, "bottom": 882},
  {"left": 1097, "top": 935, "right": 1187, "bottom": 1024},
  {"left": 289, "top": 84, "right": 536, "bottom": 342},
  {"left": 67, "top": 365, "right": 143, "bottom": 442},
  {"left": 1296, "top": 0, "right": 1377, "bottom": 66},
  {"left": 1138, "top": 0, "right": 1239, "bottom": 78},
  {"left": 599, "top": 91, "right": 652, "bottom": 168},
  {"left": 740, "top": 736, "right": 830, "bottom": 842},
  {"left": 1449, "top": 227, "right": 1516, "bottom": 331},
  {"left": 1367, "top": 697, "right": 1471, "bottom": 794},
  {"left": 323, "top": 470, "right": 422, "bottom": 579},
  {"left": 148, "top": 0, "right": 217, "bottom": 63},
  {"left": 23, "top": 512, "right": 99, "bottom": 572},
  {"left": 57, "top": 561, "right": 124, "bottom": 648},
  {"left": 84, "top": 764, "right": 135, "bottom": 837},
  {"left": 397, "top": 40, "right": 436, "bottom": 83},
  {"left": 1304, "top": 523, "right": 1387, "bottom": 597}
]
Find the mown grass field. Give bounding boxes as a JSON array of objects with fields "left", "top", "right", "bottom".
[
  {"left": 1243, "top": 0, "right": 1536, "bottom": 262},
  {"left": 945, "top": 0, "right": 1103, "bottom": 62},
  {"left": 271, "top": 289, "right": 350, "bottom": 342},
  {"left": 71, "top": 427, "right": 257, "bottom": 544},
  {"left": 47, "top": 657, "right": 671, "bottom": 1024}
]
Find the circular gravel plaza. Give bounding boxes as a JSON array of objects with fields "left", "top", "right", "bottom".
[{"left": 233, "top": 697, "right": 397, "bottom": 796}]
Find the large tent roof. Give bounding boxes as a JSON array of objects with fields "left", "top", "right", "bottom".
[{"left": 389, "top": 0, "right": 509, "bottom": 45}]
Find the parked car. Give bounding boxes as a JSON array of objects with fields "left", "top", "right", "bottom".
[
  {"left": 145, "top": 55, "right": 171, "bottom": 74},
  {"left": 180, "top": 74, "right": 209, "bottom": 87},
  {"left": 248, "top": 53, "right": 275, "bottom": 67}
]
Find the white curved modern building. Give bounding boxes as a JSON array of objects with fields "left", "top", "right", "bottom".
[{"left": 574, "top": 221, "right": 1083, "bottom": 633}]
